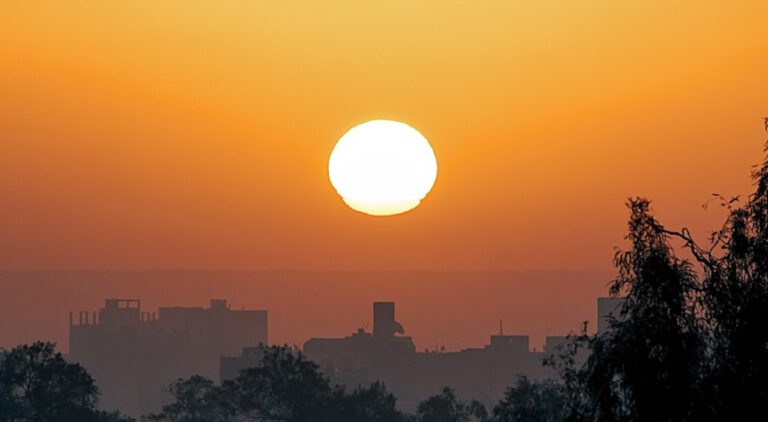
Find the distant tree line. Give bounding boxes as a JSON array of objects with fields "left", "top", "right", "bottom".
[
  {"left": 0, "top": 341, "right": 560, "bottom": 422},
  {"left": 141, "top": 345, "right": 566, "bottom": 422},
  {"left": 2, "top": 122, "right": 767, "bottom": 421}
]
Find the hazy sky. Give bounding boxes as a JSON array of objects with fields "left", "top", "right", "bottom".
[{"left": 2, "top": 1, "right": 767, "bottom": 271}]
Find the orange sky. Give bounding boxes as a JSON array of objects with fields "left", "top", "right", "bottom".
[{"left": 1, "top": 1, "right": 768, "bottom": 272}]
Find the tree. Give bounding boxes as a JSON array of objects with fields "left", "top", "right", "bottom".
[
  {"left": 671, "top": 124, "right": 768, "bottom": 418},
  {"left": 226, "top": 345, "right": 336, "bottom": 421},
  {"left": 142, "top": 375, "right": 230, "bottom": 422},
  {"left": 94, "top": 410, "right": 136, "bottom": 422},
  {"left": 547, "top": 121, "right": 768, "bottom": 420},
  {"left": 333, "top": 382, "right": 406, "bottom": 422},
  {"left": 416, "top": 387, "right": 487, "bottom": 422},
  {"left": 550, "top": 199, "right": 703, "bottom": 421},
  {"left": 491, "top": 376, "right": 564, "bottom": 422},
  {"left": 145, "top": 346, "right": 408, "bottom": 422},
  {"left": 0, "top": 341, "right": 116, "bottom": 422}
]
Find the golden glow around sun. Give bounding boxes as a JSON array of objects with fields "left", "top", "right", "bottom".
[{"left": 329, "top": 120, "right": 438, "bottom": 216}]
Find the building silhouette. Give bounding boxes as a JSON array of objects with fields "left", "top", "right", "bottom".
[
  {"left": 69, "top": 298, "right": 267, "bottom": 417},
  {"left": 68, "top": 296, "right": 615, "bottom": 415},
  {"left": 304, "top": 302, "right": 554, "bottom": 409},
  {"left": 220, "top": 345, "right": 265, "bottom": 382},
  {"left": 597, "top": 296, "right": 625, "bottom": 333},
  {"left": 223, "top": 301, "right": 569, "bottom": 411}
]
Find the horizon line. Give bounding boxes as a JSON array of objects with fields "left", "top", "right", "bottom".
[{"left": 0, "top": 268, "right": 615, "bottom": 274}]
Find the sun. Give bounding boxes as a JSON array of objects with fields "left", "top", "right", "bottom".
[{"left": 329, "top": 120, "right": 438, "bottom": 216}]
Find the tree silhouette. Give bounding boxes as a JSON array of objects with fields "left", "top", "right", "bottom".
[
  {"left": 670, "top": 124, "right": 768, "bottom": 419},
  {"left": 333, "top": 382, "right": 406, "bottom": 422},
  {"left": 415, "top": 387, "right": 487, "bottom": 422},
  {"left": 143, "top": 375, "right": 231, "bottom": 422},
  {"left": 491, "top": 376, "right": 564, "bottom": 422},
  {"left": 547, "top": 121, "right": 768, "bottom": 420},
  {"left": 95, "top": 410, "right": 136, "bottom": 422},
  {"left": 0, "top": 341, "right": 131, "bottom": 422},
  {"left": 145, "top": 345, "right": 408, "bottom": 422},
  {"left": 553, "top": 199, "right": 703, "bottom": 421},
  {"left": 225, "top": 345, "right": 336, "bottom": 421}
]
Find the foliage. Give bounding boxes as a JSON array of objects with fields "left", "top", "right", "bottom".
[
  {"left": 145, "top": 345, "right": 407, "bottom": 422},
  {"left": 333, "top": 382, "right": 405, "bottom": 422},
  {"left": 143, "top": 375, "right": 229, "bottom": 422},
  {"left": 688, "top": 126, "right": 768, "bottom": 418},
  {"left": 95, "top": 410, "right": 137, "bottom": 422},
  {"left": 577, "top": 198, "right": 703, "bottom": 421},
  {"left": 491, "top": 376, "right": 565, "bottom": 422},
  {"left": 0, "top": 341, "right": 132, "bottom": 422},
  {"left": 415, "top": 387, "right": 487, "bottom": 422},
  {"left": 226, "top": 345, "right": 335, "bottom": 421},
  {"left": 548, "top": 121, "right": 768, "bottom": 421}
]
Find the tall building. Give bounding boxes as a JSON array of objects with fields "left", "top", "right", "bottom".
[
  {"left": 69, "top": 298, "right": 267, "bottom": 417},
  {"left": 597, "top": 296, "right": 625, "bottom": 333}
]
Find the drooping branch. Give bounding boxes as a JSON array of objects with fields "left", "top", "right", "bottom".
[{"left": 660, "top": 227, "right": 721, "bottom": 274}]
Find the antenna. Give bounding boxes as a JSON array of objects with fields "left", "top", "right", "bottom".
[{"left": 499, "top": 319, "right": 504, "bottom": 335}]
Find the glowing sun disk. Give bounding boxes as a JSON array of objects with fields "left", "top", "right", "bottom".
[{"left": 328, "top": 120, "right": 438, "bottom": 216}]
